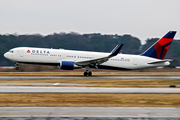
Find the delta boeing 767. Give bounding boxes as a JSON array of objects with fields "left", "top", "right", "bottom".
[{"left": 4, "top": 31, "right": 176, "bottom": 76}]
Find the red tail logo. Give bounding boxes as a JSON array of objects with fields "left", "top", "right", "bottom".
[
  {"left": 141, "top": 31, "right": 176, "bottom": 60},
  {"left": 154, "top": 38, "right": 173, "bottom": 59}
]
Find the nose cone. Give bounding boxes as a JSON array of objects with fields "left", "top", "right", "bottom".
[
  {"left": 4, "top": 52, "right": 8, "bottom": 58},
  {"left": 4, "top": 52, "right": 11, "bottom": 59}
]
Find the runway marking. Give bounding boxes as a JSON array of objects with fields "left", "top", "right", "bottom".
[{"left": 53, "top": 83, "right": 60, "bottom": 85}]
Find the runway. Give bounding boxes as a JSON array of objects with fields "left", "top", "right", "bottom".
[
  {"left": 0, "top": 82, "right": 178, "bottom": 87},
  {"left": 0, "top": 107, "right": 179, "bottom": 117},
  {"left": 0, "top": 72, "right": 180, "bottom": 94},
  {"left": 0, "top": 72, "right": 180, "bottom": 118},
  {"left": 1, "top": 72, "right": 180, "bottom": 75},
  {"left": 1, "top": 75, "right": 180, "bottom": 79},
  {"left": 0, "top": 86, "right": 180, "bottom": 94},
  {"left": 0, "top": 83, "right": 89, "bottom": 86}
]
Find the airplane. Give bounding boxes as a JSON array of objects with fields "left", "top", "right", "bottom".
[{"left": 4, "top": 31, "right": 176, "bottom": 76}]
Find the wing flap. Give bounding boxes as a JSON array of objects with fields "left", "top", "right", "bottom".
[{"left": 75, "top": 57, "right": 108, "bottom": 66}]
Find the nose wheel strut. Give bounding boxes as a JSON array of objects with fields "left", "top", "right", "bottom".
[{"left": 15, "top": 62, "right": 19, "bottom": 70}]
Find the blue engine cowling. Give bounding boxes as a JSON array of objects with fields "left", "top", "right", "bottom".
[{"left": 60, "top": 61, "right": 74, "bottom": 70}]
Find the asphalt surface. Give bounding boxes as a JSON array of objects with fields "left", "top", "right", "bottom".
[
  {"left": 0, "top": 107, "right": 179, "bottom": 117},
  {"left": 0, "top": 83, "right": 89, "bottom": 86},
  {"left": 1, "top": 83, "right": 178, "bottom": 87},
  {"left": 0, "top": 86, "right": 180, "bottom": 94},
  {"left": 1, "top": 118, "right": 180, "bottom": 120},
  {"left": 1, "top": 72, "right": 180, "bottom": 75},
  {"left": 1, "top": 76, "right": 180, "bottom": 79}
]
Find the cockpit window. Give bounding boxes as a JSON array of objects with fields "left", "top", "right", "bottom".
[{"left": 9, "top": 50, "right": 14, "bottom": 53}]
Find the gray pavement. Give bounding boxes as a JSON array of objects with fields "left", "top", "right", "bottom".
[
  {"left": 1, "top": 76, "right": 180, "bottom": 79},
  {"left": 0, "top": 83, "right": 89, "bottom": 86},
  {"left": 0, "top": 86, "right": 180, "bottom": 94},
  {"left": 0, "top": 107, "right": 179, "bottom": 117},
  {"left": 1, "top": 72, "right": 180, "bottom": 75},
  {"left": 1, "top": 83, "right": 179, "bottom": 87},
  {"left": 1, "top": 117, "right": 180, "bottom": 120}
]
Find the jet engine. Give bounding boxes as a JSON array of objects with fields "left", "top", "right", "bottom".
[{"left": 59, "top": 61, "right": 81, "bottom": 70}]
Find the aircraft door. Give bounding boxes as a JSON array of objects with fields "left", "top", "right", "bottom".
[
  {"left": 19, "top": 50, "right": 24, "bottom": 57},
  {"left": 133, "top": 58, "right": 138, "bottom": 65}
]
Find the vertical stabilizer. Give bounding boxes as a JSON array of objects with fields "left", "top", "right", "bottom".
[{"left": 141, "top": 31, "right": 176, "bottom": 60}]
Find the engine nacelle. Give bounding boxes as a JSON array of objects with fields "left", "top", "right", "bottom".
[{"left": 59, "top": 61, "right": 81, "bottom": 70}]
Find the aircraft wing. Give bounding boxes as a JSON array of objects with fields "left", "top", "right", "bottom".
[{"left": 75, "top": 44, "right": 123, "bottom": 67}]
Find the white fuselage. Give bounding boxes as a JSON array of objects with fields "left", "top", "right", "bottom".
[{"left": 4, "top": 47, "right": 170, "bottom": 70}]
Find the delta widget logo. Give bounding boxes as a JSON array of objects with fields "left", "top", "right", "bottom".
[
  {"left": 27, "top": 50, "right": 30, "bottom": 53},
  {"left": 26, "top": 50, "right": 50, "bottom": 54}
]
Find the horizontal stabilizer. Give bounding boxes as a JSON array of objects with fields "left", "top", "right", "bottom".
[{"left": 148, "top": 59, "right": 172, "bottom": 64}]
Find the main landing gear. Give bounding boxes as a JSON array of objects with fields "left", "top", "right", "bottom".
[
  {"left": 15, "top": 62, "right": 19, "bottom": 70},
  {"left": 84, "top": 66, "right": 92, "bottom": 76},
  {"left": 84, "top": 71, "right": 92, "bottom": 76}
]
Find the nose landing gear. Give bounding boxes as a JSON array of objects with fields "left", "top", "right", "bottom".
[{"left": 15, "top": 62, "right": 19, "bottom": 70}]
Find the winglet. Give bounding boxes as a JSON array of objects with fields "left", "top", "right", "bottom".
[{"left": 109, "top": 44, "right": 123, "bottom": 57}]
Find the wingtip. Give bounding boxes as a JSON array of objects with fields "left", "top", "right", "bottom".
[{"left": 109, "top": 44, "right": 123, "bottom": 57}]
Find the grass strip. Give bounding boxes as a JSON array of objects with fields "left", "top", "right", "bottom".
[
  {"left": 0, "top": 79, "right": 179, "bottom": 88},
  {"left": 0, "top": 94, "right": 179, "bottom": 107}
]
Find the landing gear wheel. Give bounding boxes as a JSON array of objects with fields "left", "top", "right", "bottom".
[
  {"left": 88, "top": 71, "right": 92, "bottom": 76},
  {"left": 84, "top": 66, "right": 92, "bottom": 76},
  {"left": 15, "top": 62, "right": 19, "bottom": 70},
  {"left": 84, "top": 72, "right": 88, "bottom": 76},
  {"left": 84, "top": 71, "right": 92, "bottom": 76},
  {"left": 15, "top": 67, "right": 19, "bottom": 70}
]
